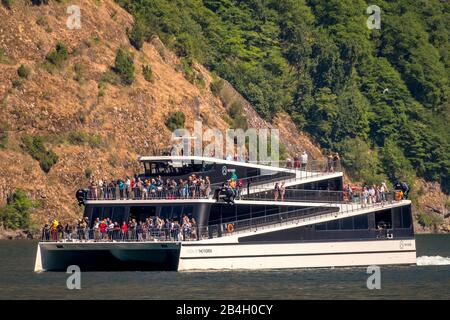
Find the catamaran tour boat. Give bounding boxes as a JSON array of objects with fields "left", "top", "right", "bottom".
[{"left": 34, "top": 155, "right": 416, "bottom": 271}]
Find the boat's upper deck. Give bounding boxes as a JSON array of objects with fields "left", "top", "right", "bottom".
[{"left": 78, "top": 155, "right": 344, "bottom": 205}]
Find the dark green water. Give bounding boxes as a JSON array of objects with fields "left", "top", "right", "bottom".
[{"left": 0, "top": 235, "right": 449, "bottom": 299}]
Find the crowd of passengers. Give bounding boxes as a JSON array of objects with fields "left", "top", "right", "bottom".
[
  {"left": 270, "top": 181, "right": 407, "bottom": 205},
  {"left": 345, "top": 181, "right": 408, "bottom": 207},
  {"left": 41, "top": 215, "right": 200, "bottom": 242},
  {"left": 88, "top": 175, "right": 212, "bottom": 200}
]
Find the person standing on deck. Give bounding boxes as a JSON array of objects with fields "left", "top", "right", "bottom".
[
  {"left": 333, "top": 153, "right": 340, "bottom": 171},
  {"left": 121, "top": 221, "right": 128, "bottom": 241},
  {"left": 274, "top": 183, "right": 280, "bottom": 201},
  {"left": 280, "top": 182, "right": 286, "bottom": 201},
  {"left": 327, "top": 154, "right": 333, "bottom": 172},
  {"left": 301, "top": 151, "right": 308, "bottom": 171}
]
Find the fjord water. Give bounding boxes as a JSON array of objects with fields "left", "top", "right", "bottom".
[{"left": 0, "top": 235, "right": 449, "bottom": 300}]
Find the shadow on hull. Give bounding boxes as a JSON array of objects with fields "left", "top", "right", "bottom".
[{"left": 39, "top": 247, "right": 180, "bottom": 272}]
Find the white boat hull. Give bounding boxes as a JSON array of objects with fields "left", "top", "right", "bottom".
[
  {"left": 35, "top": 239, "right": 416, "bottom": 272},
  {"left": 178, "top": 239, "right": 416, "bottom": 270}
]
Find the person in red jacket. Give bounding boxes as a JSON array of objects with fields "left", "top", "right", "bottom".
[
  {"left": 121, "top": 221, "right": 128, "bottom": 241},
  {"left": 99, "top": 219, "right": 107, "bottom": 240}
]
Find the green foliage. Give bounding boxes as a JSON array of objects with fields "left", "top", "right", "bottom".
[
  {"left": 128, "top": 19, "right": 147, "bottom": 50},
  {"left": 100, "top": 69, "right": 120, "bottom": 86},
  {"left": 142, "top": 64, "right": 153, "bottom": 82},
  {"left": 0, "top": 121, "right": 9, "bottom": 149},
  {"left": 17, "top": 64, "right": 31, "bottom": 79},
  {"left": 165, "top": 111, "right": 185, "bottom": 131},
  {"left": 11, "top": 79, "right": 23, "bottom": 89},
  {"left": 228, "top": 102, "right": 248, "bottom": 130},
  {"left": 380, "top": 139, "right": 415, "bottom": 185},
  {"left": 418, "top": 211, "right": 444, "bottom": 229},
  {"left": 21, "top": 135, "right": 58, "bottom": 173},
  {"left": 0, "top": 189, "right": 35, "bottom": 230},
  {"left": 73, "top": 62, "right": 84, "bottom": 82},
  {"left": 113, "top": 48, "right": 135, "bottom": 85},
  {"left": 210, "top": 78, "right": 224, "bottom": 97},
  {"left": 117, "top": 0, "right": 450, "bottom": 192},
  {"left": 84, "top": 168, "right": 92, "bottom": 179},
  {"left": 338, "top": 138, "right": 387, "bottom": 185},
  {"left": 45, "top": 42, "right": 68, "bottom": 68},
  {"left": 67, "top": 131, "right": 103, "bottom": 148}
]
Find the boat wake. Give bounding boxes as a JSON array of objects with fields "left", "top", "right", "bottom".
[{"left": 416, "top": 256, "right": 450, "bottom": 266}]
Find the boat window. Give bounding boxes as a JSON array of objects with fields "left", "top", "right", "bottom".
[
  {"left": 129, "top": 206, "right": 157, "bottom": 222},
  {"left": 392, "top": 207, "right": 402, "bottom": 228},
  {"left": 101, "top": 207, "right": 113, "bottom": 220},
  {"left": 315, "top": 223, "right": 326, "bottom": 231},
  {"left": 375, "top": 210, "right": 392, "bottom": 229},
  {"left": 354, "top": 215, "right": 369, "bottom": 230},
  {"left": 91, "top": 207, "right": 102, "bottom": 225},
  {"left": 160, "top": 206, "right": 172, "bottom": 218},
  {"left": 221, "top": 205, "right": 237, "bottom": 222},
  {"left": 326, "top": 219, "right": 339, "bottom": 230},
  {"left": 182, "top": 205, "right": 193, "bottom": 216},
  {"left": 340, "top": 217, "right": 354, "bottom": 230},
  {"left": 401, "top": 206, "right": 412, "bottom": 228},
  {"left": 112, "top": 207, "right": 125, "bottom": 224},
  {"left": 203, "top": 162, "right": 215, "bottom": 172},
  {"left": 172, "top": 205, "right": 183, "bottom": 220}
]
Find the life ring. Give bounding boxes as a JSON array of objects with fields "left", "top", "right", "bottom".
[{"left": 227, "top": 223, "right": 234, "bottom": 233}]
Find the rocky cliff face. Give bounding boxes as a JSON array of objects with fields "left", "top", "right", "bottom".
[
  {"left": 0, "top": 0, "right": 448, "bottom": 232},
  {"left": 0, "top": 0, "right": 323, "bottom": 227}
]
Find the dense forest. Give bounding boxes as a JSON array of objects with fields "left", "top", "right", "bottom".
[{"left": 116, "top": 0, "right": 449, "bottom": 191}]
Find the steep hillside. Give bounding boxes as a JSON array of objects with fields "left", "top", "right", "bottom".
[
  {"left": 0, "top": 0, "right": 448, "bottom": 235},
  {"left": 0, "top": 0, "right": 322, "bottom": 230}
]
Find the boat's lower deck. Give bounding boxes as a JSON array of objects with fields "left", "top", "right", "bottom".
[{"left": 35, "top": 238, "right": 416, "bottom": 272}]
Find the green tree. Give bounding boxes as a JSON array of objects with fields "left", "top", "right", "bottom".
[
  {"left": 21, "top": 136, "right": 58, "bottom": 173},
  {"left": 142, "top": 65, "right": 153, "bottom": 82},
  {"left": 45, "top": 42, "right": 68, "bottom": 68},
  {"left": 165, "top": 111, "right": 185, "bottom": 131},
  {"left": 17, "top": 64, "right": 31, "bottom": 79},
  {"left": 113, "top": 48, "right": 135, "bottom": 85},
  {"left": 128, "top": 18, "right": 147, "bottom": 50},
  {"left": 0, "top": 189, "right": 35, "bottom": 230}
]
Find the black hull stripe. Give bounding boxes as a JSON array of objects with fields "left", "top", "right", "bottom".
[
  {"left": 180, "top": 250, "right": 416, "bottom": 260},
  {"left": 182, "top": 237, "right": 416, "bottom": 246}
]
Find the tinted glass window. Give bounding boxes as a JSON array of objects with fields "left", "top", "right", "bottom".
[
  {"left": 375, "top": 210, "right": 392, "bottom": 229},
  {"left": 326, "top": 219, "right": 339, "bottom": 230},
  {"left": 101, "top": 207, "right": 113, "bottom": 220},
  {"left": 315, "top": 223, "right": 326, "bottom": 231},
  {"left": 172, "top": 205, "right": 183, "bottom": 219},
  {"left": 354, "top": 215, "right": 368, "bottom": 229},
  {"left": 341, "top": 217, "right": 354, "bottom": 230},
  {"left": 113, "top": 207, "right": 125, "bottom": 224},
  {"left": 183, "top": 206, "right": 194, "bottom": 216},
  {"left": 402, "top": 206, "right": 412, "bottom": 228},
  {"left": 91, "top": 207, "right": 102, "bottom": 225},
  {"left": 393, "top": 207, "right": 402, "bottom": 228},
  {"left": 221, "top": 205, "right": 236, "bottom": 221},
  {"left": 160, "top": 206, "right": 172, "bottom": 218}
]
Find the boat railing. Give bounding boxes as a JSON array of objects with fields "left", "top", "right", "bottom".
[
  {"left": 214, "top": 193, "right": 402, "bottom": 238},
  {"left": 82, "top": 183, "right": 399, "bottom": 207},
  {"left": 147, "top": 148, "right": 342, "bottom": 172},
  {"left": 241, "top": 188, "right": 398, "bottom": 204},
  {"left": 84, "top": 187, "right": 213, "bottom": 201},
  {"left": 41, "top": 193, "right": 405, "bottom": 243}
]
